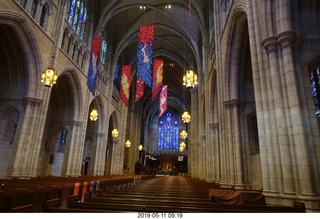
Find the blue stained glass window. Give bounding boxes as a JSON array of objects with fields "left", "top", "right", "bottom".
[
  {"left": 158, "top": 112, "right": 179, "bottom": 150},
  {"left": 58, "top": 129, "right": 67, "bottom": 152},
  {"left": 67, "top": 0, "right": 88, "bottom": 40},
  {"left": 100, "top": 38, "right": 107, "bottom": 67},
  {"left": 10, "top": 112, "right": 20, "bottom": 144},
  {"left": 309, "top": 67, "right": 320, "bottom": 117}
]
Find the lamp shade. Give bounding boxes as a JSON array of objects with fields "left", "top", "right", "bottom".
[
  {"left": 41, "top": 68, "right": 58, "bottom": 87},
  {"left": 111, "top": 129, "right": 119, "bottom": 138},
  {"left": 89, "top": 109, "right": 98, "bottom": 121},
  {"left": 90, "top": 109, "right": 99, "bottom": 121},
  {"left": 180, "top": 130, "right": 188, "bottom": 139},
  {"left": 182, "top": 111, "right": 191, "bottom": 123},
  {"left": 183, "top": 68, "right": 197, "bottom": 88},
  {"left": 125, "top": 140, "right": 131, "bottom": 147}
]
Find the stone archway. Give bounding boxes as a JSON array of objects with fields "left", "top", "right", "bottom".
[
  {"left": 221, "top": 9, "right": 261, "bottom": 190},
  {"left": 39, "top": 73, "right": 82, "bottom": 176},
  {"left": 0, "top": 14, "right": 42, "bottom": 178}
]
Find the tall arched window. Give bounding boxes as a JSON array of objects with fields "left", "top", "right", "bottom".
[
  {"left": 31, "top": 0, "right": 38, "bottom": 18},
  {"left": 158, "top": 112, "right": 179, "bottom": 150},
  {"left": 99, "top": 38, "right": 108, "bottom": 68},
  {"left": 309, "top": 67, "right": 320, "bottom": 117},
  {"left": 19, "top": 0, "right": 28, "bottom": 8},
  {"left": 57, "top": 129, "right": 67, "bottom": 152},
  {"left": 10, "top": 112, "right": 20, "bottom": 144},
  {"left": 39, "top": 3, "right": 49, "bottom": 28},
  {"left": 66, "top": 0, "right": 88, "bottom": 40}
]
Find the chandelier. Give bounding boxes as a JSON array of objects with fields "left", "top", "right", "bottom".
[
  {"left": 180, "top": 130, "right": 188, "bottom": 139},
  {"left": 125, "top": 140, "right": 131, "bottom": 148},
  {"left": 111, "top": 129, "right": 119, "bottom": 138},
  {"left": 41, "top": 67, "right": 58, "bottom": 87},
  {"left": 183, "top": 68, "right": 198, "bottom": 88},
  {"left": 179, "top": 142, "right": 186, "bottom": 152},
  {"left": 182, "top": 111, "right": 191, "bottom": 123},
  {"left": 138, "top": 144, "right": 143, "bottom": 151},
  {"left": 89, "top": 109, "right": 98, "bottom": 121}
]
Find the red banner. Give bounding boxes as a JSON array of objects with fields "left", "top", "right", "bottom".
[
  {"left": 91, "top": 35, "right": 103, "bottom": 59},
  {"left": 135, "top": 77, "right": 144, "bottom": 102},
  {"left": 120, "top": 65, "right": 132, "bottom": 107},
  {"left": 139, "top": 25, "right": 154, "bottom": 45},
  {"left": 159, "top": 85, "right": 168, "bottom": 117},
  {"left": 87, "top": 35, "right": 103, "bottom": 96},
  {"left": 152, "top": 59, "right": 164, "bottom": 100}
]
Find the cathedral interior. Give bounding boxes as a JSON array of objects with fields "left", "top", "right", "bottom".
[{"left": 0, "top": 0, "right": 320, "bottom": 213}]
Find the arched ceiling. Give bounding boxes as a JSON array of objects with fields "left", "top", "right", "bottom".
[{"left": 93, "top": 0, "right": 209, "bottom": 121}]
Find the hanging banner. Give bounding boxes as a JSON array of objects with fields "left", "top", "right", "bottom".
[
  {"left": 137, "top": 41, "right": 153, "bottom": 87},
  {"left": 159, "top": 85, "right": 168, "bottom": 117},
  {"left": 120, "top": 65, "right": 132, "bottom": 107},
  {"left": 139, "top": 25, "right": 154, "bottom": 45},
  {"left": 135, "top": 77, "right": 145, "bottom": 102},
  {"left": 87, "top": 35, "right": 103, "bottom": 96},
  {"left": 137, "top": 24, "right": 154, "bottom": 88},
  {"left": 152, "top": 59, "right": 164, "bottom": 100}
]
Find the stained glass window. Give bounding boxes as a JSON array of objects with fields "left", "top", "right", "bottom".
[
  {"left": 58, "top": 129, "right": 67, "bottom": 152},
  {"left": 309, "top": 67, "right": 320, "bottom": 117},
  {"left": 66, "top": 0, "right": 88, "bottom": 40},
  {"left": 99, "top": 38, "right": 108, "bottom": 68},
  {"left": 158, "top": 112, "right": 179, "bottom": 150},
  {"left": 10, "top": 112, "right": 20, "bottom": 144}
]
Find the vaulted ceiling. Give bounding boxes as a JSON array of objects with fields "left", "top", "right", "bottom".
[{"left": 93, "top": 0, "right": 210, "bottom": 121}]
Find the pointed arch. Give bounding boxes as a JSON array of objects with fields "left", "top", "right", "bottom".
[{"left": 0, "top": 11, "right": 42, "bottom": 99}]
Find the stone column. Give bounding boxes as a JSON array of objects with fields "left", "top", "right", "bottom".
[
  {"left": 10, "top": 98, "right": 43, "bottom": 178},
  {"left": 127, "top": 112, "right": 141, "bottom": 174},
  {"left": 206, "top": 124, "right": 215, "bottom": 182},
  {"left": 64, "top": 121, "right": 84, "bottom": 176},
  {"left": 247, "top": 0, "right": 277, "bottom": 193},
  {"left": 222, "top": 100, "right": 249, "bottom": 189},
  {"left": 211, "top": 123, "right": 220, "bottom": 183},
  {"left": 110, "top": 138, "right": 120, "bottom": 175},
  {"left": 189, "top": 88, "right": 198, "bottom": 178},
  {"left": 221, "top": 101, "right": 234, "bottom": 188},
  {"left": 24, "top": 99, "right": 43, "bottom": 177},
  {"left": 231, "top": 100, "right": 248, "bottom": 189},
  {"left": 51, "top": 0, "right": 69, "bottom": 67},
  {"left": 92, "top": 132, "right": 106, "bottom": 176},
  {"left": 262, "top": 36, "right": 295, "bottom": 194},
  {"left": 278, "top": 31, "right": 316, "bottom": 196}
]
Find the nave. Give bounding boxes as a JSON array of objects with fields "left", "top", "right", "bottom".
[{"left": 0, "top": 175, "right": 305, "bottom": 213}]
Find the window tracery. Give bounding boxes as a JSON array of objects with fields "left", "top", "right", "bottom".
[{"left": 158, "top": 112, "right": 179, "bottom": 150}]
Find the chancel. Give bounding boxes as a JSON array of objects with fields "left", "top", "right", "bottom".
[{"left": 0, "top": 0, "right": 319, "bottom": 213}]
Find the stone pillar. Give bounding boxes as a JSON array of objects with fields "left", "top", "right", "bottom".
[
  {"left": 222, "top": 100, "right": 248, "bottom": 189},
  {"left": 206, "top": 124, "right": 215, "bottom": 182},
  {"left": 51, "top": 0, "right": 69, "bottom": 67},
  {"left": 262, "top": 36, "right": 295, "bottom": 194},
  {"left": 127, "top": 112, "right": 141, "bottom": 174},
  {"left": 221, "top": 101, "right": 234, "bottom": 188},
  {"left": 24, "top": 99, "right": 43, "bottom": 177},
  {"left": 110, "top": 138, "right": 120, "bottom": 175},
  {"left": 247, "top": 0, "right": 276, "bottom": 193},
  {"left": 64, "top": 121, "right": 84, "bottom": 176},
  {"left": 10, "top": 98, "right": 42, "bottom": 178},
  {"left": 278, "top": 31, "right": 316, "bottom": 196},
  {"left": 211, "top": 123, "right": 220, "bottom": 183},
  {"left": 92, "top": 132, "right": 106, "bottom": 176},
  {"left": 189, "top": 88, "right": 198, "bottom": 178}
]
